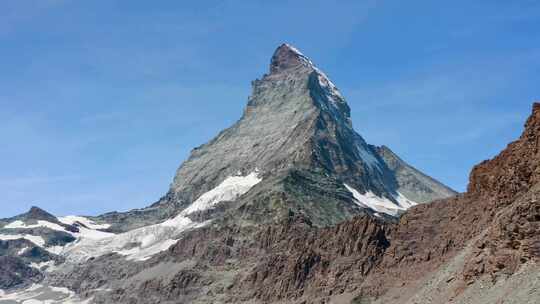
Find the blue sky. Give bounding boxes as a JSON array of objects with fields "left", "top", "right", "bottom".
[{"left": 1, "top": 0, "right": 539, "bottom": 217}]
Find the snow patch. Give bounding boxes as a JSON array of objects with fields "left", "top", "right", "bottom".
[
  {"left": 58, "top": 216, "right": 110, "bottom": 230},
  {"left": 115, "top": 239, "right": 179, "bottom": 261},
  {"left": 30, "top": 261, "right": 55, "bottom": 271},
  {"left": 314, "top": 68, "right": 343, "bottom": 100},
  {"left": 5, "top": 218, "right": 112, "bottom": 240},
  {"left": 283, "top": 43, "right": 343, "bottom": 99},
  {"left": 0, "top": 234, "right": 46, "bottom": 247},
  {"left": 1, "top": 218, "right": 114, "bottom": 256},
  {"left": 71, "top": 226, "right": 114, "bottom": 240},
  {"left": 45, "top": 245, "right": 65, "bottom": 255},
  {"left": 344, "top": 184, "right": 418, "bottom": 217},
  {"left": 62, "top": 214, "right": 206, "bottom": 262},
  {"left": 181, "top": 171, "right": 262, "bottom": 215},
  {"left": 17, "top": 246, "right": 29, "bottom": 255},
  {"left": 4, "top": 220, "right": 66, "bottom": 231},
  {"left": 62, "top": 170, "right": 262, "bottom": 262},
  {"left": 395, "top": 191, "right": 418, "bottom": 209}
]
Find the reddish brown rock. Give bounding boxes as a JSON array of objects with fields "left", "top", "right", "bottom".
[{"left": 468, "top": 102, "right": 540, "bottom": 204}]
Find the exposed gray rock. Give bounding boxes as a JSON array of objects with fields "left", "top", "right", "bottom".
[
  {"left": 1, "top": 206, "right": 79, "bottom": 233},
  {"left": 158, "top": 43, "right": 454, "bottom": 223},
  {"left": 0, "top": 256, "right": 43, "bottom": 290},
  {"left": 374, "top": 145, "right": 457, "bottom": 203}
]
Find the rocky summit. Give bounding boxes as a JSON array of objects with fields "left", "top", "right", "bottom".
[
  {"left": 156, "top": 43, "right": 455, "bottom": 223},
  {"left": 1, "top": 44, "right": 537, "bottom": 304}
]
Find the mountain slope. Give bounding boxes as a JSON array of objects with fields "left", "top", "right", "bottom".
[
  {"left": 374, "top": 145, "right": 456, "bottom": 203},
  {"left": 157, "top": 43, "right": 455, "bottom": 223},
  {"left": 0, "top": 44, "right": 459, "bottom": 303}
]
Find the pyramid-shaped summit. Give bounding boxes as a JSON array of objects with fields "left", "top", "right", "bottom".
[
  {"left": 144, "top": 43, "right": 456, "bottom": 226},
  {"left": 270, "top": 43, "right": 316, "bottom": 73}
]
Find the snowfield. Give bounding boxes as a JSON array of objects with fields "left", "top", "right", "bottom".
[
  {"left": 0, "top": 234, "right": 46, "bottom": 247},
  {"left": 59, "top": 216, "right": 111, "bottom": 230},
  {"left": 181, "top": 171, "right": 262, "bottom": 215},
  {"left": 0, "top": 216, "right": 114, "bottom": 256},
  {"left": 344, "top": 184, "right": 418, "bottom": 216},
  {"left": 62, "top": 170, "right": 262, "bottom": 262},
  {"left": 0, "top": 284, "right": 91, "bottom": 304},
  {"left": 0, "top": 168, "right": 263, "bottom": 304},
  {"left": 0, "top": 171, "right": 262, "bottom": 263},
  {"left": 4, "top": 220, "right": 66, "bottom": 231}
]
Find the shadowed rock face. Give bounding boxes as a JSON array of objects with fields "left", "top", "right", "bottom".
[
  {"left": 23, "top": 207, "right": 58, "bottom": 223},
  {"left": 0, "top": 256, "right": 43, "bottom": 290}
]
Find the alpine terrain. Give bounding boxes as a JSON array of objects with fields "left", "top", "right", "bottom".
[{"left": 1, "top": 44, "right": 537, "bottom": 304}]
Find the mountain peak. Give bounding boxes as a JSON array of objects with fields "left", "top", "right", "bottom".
[
  {"left": 270, "top": 43, "right": 312, "bottom": 74},
  {"left": 165, "top": 43, "right": 455, "bottom": 222},
  {"left": 21, "top": 206, "right": 57, "bottom": 222}
]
